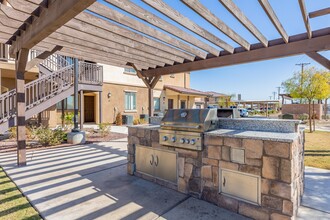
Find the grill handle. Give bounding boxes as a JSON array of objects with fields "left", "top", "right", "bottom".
[{"left": 162, "top": 124, "right": 200, "bottom": 129}]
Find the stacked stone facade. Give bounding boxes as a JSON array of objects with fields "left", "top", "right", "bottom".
[
  {"left": 201, "top": 133, "right": 304, "bottom": 220},
  {"left": 127, "top": 125, "right": 304, "bottom": 220}
]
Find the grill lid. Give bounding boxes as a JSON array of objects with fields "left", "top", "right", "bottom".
[{"left": 161, "top": 109, "right": 218, "bottom": 132}]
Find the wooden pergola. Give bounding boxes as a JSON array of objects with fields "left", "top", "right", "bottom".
[{"left": 0, "top": 0, "right": 329, "bottom": 166}]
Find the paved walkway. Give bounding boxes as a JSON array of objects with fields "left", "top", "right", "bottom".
[
  {"left": 0, "top": 139, "right": 329, "bottom": 219},
  {"left": 0, "top": 139, "right": 247, "bottom": 220}
]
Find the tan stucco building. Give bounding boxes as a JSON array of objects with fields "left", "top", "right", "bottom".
[{"left": 1, "top": 46, "right": 209, "bottom": 127}]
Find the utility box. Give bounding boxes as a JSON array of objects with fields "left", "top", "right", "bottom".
[
  {"left": 122, "top": 115, "right": 133, "bottom": 125},
  {"left": 140, "top": 114, "right": 149, "bottom": 122}
]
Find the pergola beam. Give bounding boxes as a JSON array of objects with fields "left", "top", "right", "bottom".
[
  {"left": 298, "top": 0, "right": 312, "bottom": 39},
  {"left": 258, "top": 0, "right": 289, "bottom": 43},
  {"left": 141, "top": 29, "right": 330, "bottom": 76},
  {"left": 0, "top": 3, "right": 188, "bottom": 65},
  {"left": 25, "top": 45, "right": 63, "bottom": 71},
  {"left": 142, "top": 0, "right": 232, "bottom": 55},
  {"left": 309, "top": 7, "right": 330, "bottom": 18},
  {"left": 75, "top": 12, "right": 195, "bottom": 61},
  {"left": 88, "top": 2, "right": 207, "bottom": 59},
  {"left": 182, "top": 0, "right": 250, "bottom": 50},
  {"left": 306, "top": 52, "right": 330, "bottom": 70},
  {"left": 218, "top": 0, "right": 268, "bottom": 47},
  {"left": 42, "top": 37, "right": 161, "bottom": 68},
  {"left": 9, "top": 0, "right": 97, "bottom": 57},
  {"left": 104, "top": 0, "right": 212, "bottom": 58}
]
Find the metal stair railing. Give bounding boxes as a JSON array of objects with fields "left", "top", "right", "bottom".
[
  {"left": 0, "top": 64, "right": 74, "bottom": 124},
  {"left": 0, "top": 61, "right": 103, "bottom": 127}
]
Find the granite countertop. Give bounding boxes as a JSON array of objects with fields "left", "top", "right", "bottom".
[
  {"left": 206, "top": 129, "right": 299, "bottom": 143},
  {"left": 127, "top": 124, "right": 160, "bottom": 130}
]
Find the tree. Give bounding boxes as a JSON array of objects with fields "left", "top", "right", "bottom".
[
  {"left": 282, "top": 67, "right": 330, "bottom": 132},
  {"left": 217, "top": 94, "right": 235, "bottom": 108}
]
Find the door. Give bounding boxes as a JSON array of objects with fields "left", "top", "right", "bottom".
[
  {"left": 180, "top": 100, "right": 186, "bottom": 109},
  {"left": 168, "top": 99, "right": 174, "bottom": 109},
  {"left": 84, "top": 96, "right": 95, "bottom": 122},
  {"left": 136, "top": 146, "right": 154, "bottom": 176},
  {"left": 154, "top": 149, "right": 177, "bottom": 183}
]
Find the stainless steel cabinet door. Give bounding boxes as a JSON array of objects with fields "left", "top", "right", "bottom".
[
  {"left": 136, "top": 146, "right": 154, "bottom": 176},
  {"left": 154, "top": 149, "right": 177, "bottom": 184}
]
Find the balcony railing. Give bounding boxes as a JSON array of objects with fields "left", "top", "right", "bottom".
[{"left": 79, "top": 62, "right": 103, "bottom": 85}]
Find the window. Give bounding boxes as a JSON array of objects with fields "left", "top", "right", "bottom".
[
  {"left": 124, "top": 68, "right": 136, "bottom": 75},
  {"left": 154, "top": 98, "right": 160, "bottom": 111},
  {"left": 56, "top": 96, "right": 74, "bottom": 110},
  {"left": 180, "top": 100, "right": 186, "bottom": 109},
  {"left": 125, "top": 92, "right": 136, "bottom": 110}
]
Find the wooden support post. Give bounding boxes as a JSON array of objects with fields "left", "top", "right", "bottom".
[
  {"left": 61, "top": 99, "right": 65, "bottom": 127},
  {"left": 266, "top": 102, "right": 269, "bottom": 117},
  {"left": 72, "top": 58, "right": 79, "bottom": 131},
  {"left": 148, "top": 88, "right": 153, "bottom": 119},
  {"left": 15, "top": 48, "right": 29, "bottom": 166},
  {"left": 128, "top": 63, "right": 160, "bottom": 123},
  {"left": 80, "top": 90, "right": 84, "bottom": 130},
  {"left": 99, "top": 91, "right": 102, "bottom": 123}
]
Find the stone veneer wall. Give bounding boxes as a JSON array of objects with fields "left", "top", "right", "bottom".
[
  {"left": 202, "top": 133, "right": 304, "bottom": 220},
  {"left": 127, "top": 125, "right": 304, "bottom": 220}
]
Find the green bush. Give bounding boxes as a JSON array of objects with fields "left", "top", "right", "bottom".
[
  {"left": 298, "top": 114, "right": 309, "bottom": 121},
  {"left": 35, "top": 126, "right": 66, "bottom": 146},
  {"left": 98, "top": 123, "right": 111, "bottom": 137}
]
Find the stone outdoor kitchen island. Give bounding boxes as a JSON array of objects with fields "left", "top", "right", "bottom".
[{"left": 127, "top": 114, "right": 304, "bottom": 220}]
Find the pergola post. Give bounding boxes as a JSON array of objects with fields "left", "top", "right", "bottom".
[
  {"left": 99, "top": 91, "right": 102, "bottom": 123},
  {"left": 148, "top": 88, "right": 154, "bottom": 119},
  {"left": 128, "top": 63, "right": 160, "bottom": 123},
  {"left": 80, "top": 90, "right": 84, "bottom": 130},
  {"left": 15, "top": 48, "right": 29, "bottom": 166},
  {"left": 72, "top": 58, "right": 79, "bottom": 132}
]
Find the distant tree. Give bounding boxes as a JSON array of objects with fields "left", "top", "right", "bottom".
[
  {"left": 282, "top": 67, "right": 330, "bottom": 132},
  {"left": 217, "top": 94, "right": 235, "bottom": 108}
]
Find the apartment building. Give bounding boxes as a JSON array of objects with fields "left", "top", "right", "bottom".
[{"left": 1, "top": 44, "right": 209, "bottom": 128}]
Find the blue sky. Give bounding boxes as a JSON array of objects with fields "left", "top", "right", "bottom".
[{"left": 101, "top": 0, "right": 329, "bottom": 100}]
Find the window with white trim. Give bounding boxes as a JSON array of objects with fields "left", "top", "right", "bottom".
[{"left": 125, "top": 92, "right": 136, "bottom": 110}]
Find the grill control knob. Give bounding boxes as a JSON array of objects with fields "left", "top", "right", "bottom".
[
  {"left": 180, "top": 138, "right": 185, "bottom": 144},
  {"left": 185, "top": 139, "right": 190, "bottom": 144},
  {"left": 163, "top": 136, "right": 168, "bottom": 141},
  {"left": 171, "top": 137, "right": 176, "bottom": 142},
  {"left": 190, "top": 139, "right": 196, "bottom": 145}
]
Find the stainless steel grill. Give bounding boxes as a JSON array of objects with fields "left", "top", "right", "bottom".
[{"left": 159, "top": 109, "right": 218, "bottom": 151}]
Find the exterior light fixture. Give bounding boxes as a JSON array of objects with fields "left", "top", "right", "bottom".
[{"left": 107, "top": 92, "right": 111, "bottom": 98}]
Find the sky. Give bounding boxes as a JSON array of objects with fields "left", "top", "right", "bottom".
[{"left": 101, "top": 0, "right": 330, "bottom": 100}]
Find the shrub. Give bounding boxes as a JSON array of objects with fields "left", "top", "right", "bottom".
[
  {"left": 298, "top": 114, "right": 309, "bottom": 121},
  {"left": 63, "top": 112, "right": 75, "bottom": 130},
  {"left": 35, "top": 126, "right": 66, "bottom": 146},
  {"left": 98, "top": 123, "right": 111, "bottom": 137},
  {"left": 8, "top": 127, "right": 16, "bottom": 139},
  {"left": 133, "top": 118, "right": 147, "bottom": 125},
  {"left": 116, "top": 112, "right": 122, "bottom": 125},
  {"left": 133, "top": 118, "right": 140, "bottom": 125}
]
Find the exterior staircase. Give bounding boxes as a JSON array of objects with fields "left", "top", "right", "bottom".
[{"left": 0, "top": 54, "right": 103, "bottom": 133}]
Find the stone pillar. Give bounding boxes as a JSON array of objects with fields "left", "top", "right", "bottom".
[{"left": 15, "top": 49, "right": 29, "bottom": 166}]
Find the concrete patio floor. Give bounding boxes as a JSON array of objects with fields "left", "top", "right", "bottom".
[{"left": 0, "top": 139, "right": 329, "bottom": 220}]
